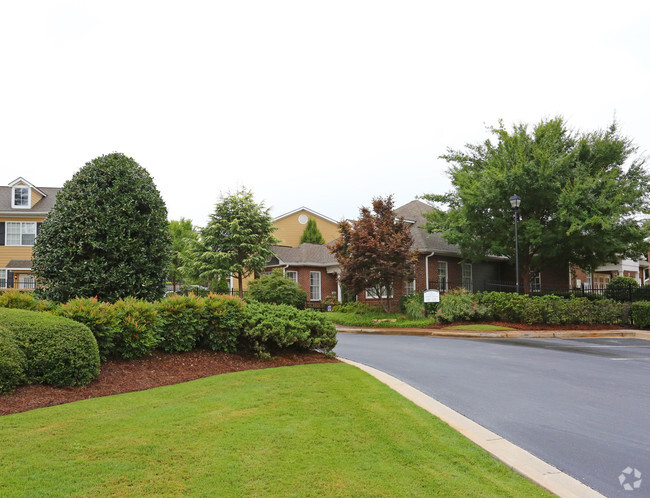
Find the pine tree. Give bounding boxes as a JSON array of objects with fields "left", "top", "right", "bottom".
[{"left": 300, "top": 218, "right": 326, "bottom": 244}]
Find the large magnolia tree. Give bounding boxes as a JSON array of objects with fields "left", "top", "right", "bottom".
[
  {"left": 32, "top": 153, "right": 170, "bottom": 302},
  {"left": 423, "top": 117, "right": 650, "bottom": 287},
  {"left": 329, "top": 195, "right": 418, "bottom": 312}
]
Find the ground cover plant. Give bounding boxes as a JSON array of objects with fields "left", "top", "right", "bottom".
[
  {"left": 0, "top": 364, "right": 550, "bottom": 496},
  {"left": 326, "top": 310, "right": 436, "bottom": 328}
]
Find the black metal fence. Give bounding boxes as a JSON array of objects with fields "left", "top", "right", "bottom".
[
  {"left": 428, "top": 279, "right": 650, "bottom": 302},
  {"left": 0, "top": 279, "right": 37, "bottom": 290}
]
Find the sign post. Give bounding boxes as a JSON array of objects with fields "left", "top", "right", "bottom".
[{"left": 423, "top": 290, "right": 440, "bottom": 317}]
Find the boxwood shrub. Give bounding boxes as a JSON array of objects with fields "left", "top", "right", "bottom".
[
  {"left": 630, "top": 301, "right": 650, "bottom": 329},
  {"left": 0, "top": 325, "right": 26, "bottom": 394},
  {"left": 156, "top": 294, "right": 204, "bottom": 353},
  {"left": 242, "top": 302, "right": 337, "bottom": 356},
  {"left": 0, "top": 308, "right": 99, "bottom": 387},
  {"left": 198, "top": 294, "right": 246, "bottom": 352}
]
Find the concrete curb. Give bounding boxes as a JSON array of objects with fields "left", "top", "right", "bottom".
[
  {"left": 339, "top": 358, "right": 605, "bottom": 498},
  {"left": 336, "top": 326, "right": 650, "bottom": 341}
]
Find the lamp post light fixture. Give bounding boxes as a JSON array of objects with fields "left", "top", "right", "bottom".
[{"left": 509, "top": 195, "right": 521, "bottom": 293}]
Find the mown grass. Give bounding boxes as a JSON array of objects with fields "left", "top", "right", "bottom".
[
  {"left": 0, "top": 364, "right": 550, "bottom": 497},
  {"left": 326, "top": 311, "right": 437, "bottom": 328},
  {"left": 442, "top": 324, "right": 516, "bottom": 331}
]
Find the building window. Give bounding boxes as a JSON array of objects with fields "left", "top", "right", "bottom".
[
  {"left": 530, "top": 272, "right": 542, "bottom": 292},
  {"left": 405, "top": 279, "right": 416, "bottom": 296},
  {"left": 365, "top": 288, "right": 394, "bottom": 299},
  {"left": 286, "top": 271, "right": 298, "bottom": 283},
  {"left": 6, "top": 222, "right": 36, "bottom": 246},
  {"left": 310, "top": 271, "right": 321, "bottom": 301},
  {"left": 0, "top": 269, "right": 6, "bottom": 288},
  {"left": 438, "top": 261, "right": 448, "bottom": 291},
  {"left": 18, "top": 274, "right": 35, "bottom": 289},
  {"left": 12, "top": 186, "right": 30, "bottom": 208},
  {"left": 462, "top": 263, "right": 472, "bottom": 292}
]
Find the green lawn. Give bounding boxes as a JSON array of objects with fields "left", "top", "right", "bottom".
[
  {"left": 1, "top": 364, "right": 550, "bottom": 497},
  {"left": 327, "top": 311, "right": 437, "bottom": 328},
  {"left": 443, "top": 324, "right": 516, "bottom": 331}
]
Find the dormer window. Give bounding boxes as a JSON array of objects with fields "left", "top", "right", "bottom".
[{"left": 12, "top": 186, "right": 30, "bottom": 208}]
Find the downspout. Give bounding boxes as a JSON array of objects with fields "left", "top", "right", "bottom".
[
  {"left": 425, "top": 252, "right": 435, "bottom": 290},
  {"left": 282, "top": 264, "right": 289, "bottom": 277}
]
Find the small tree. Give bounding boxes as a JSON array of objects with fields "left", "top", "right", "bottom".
[
  {"left": 329, "top": 195, "right": 418, "bottom": 312},
  {"left": 168, "top": 218, "right": 198, "bottom": 292},
  {"left": 300, "top": 219, "right": 326, "bottom": 244},
  {"left": 32, "top": 153, "right": 170, "bottom": 303},
  {"left": 248, "top": 269, "right": 307, "bottom": 308},
  {"left": 184, "top": 188, "right": 277, "bottom": 298}
]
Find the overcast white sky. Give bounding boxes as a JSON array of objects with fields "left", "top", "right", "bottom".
[{"left": 2, "top": 1, "right": 649, "bottom": 227}]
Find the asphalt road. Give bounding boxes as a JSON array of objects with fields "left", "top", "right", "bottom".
[{"left": 335, "top": 334, "right": 650, "bottom": 497}]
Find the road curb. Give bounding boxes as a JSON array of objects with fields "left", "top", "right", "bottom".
[
  {"left": 339, "top": 358, "right": 605, "bottom": 498},
  {"left": 336, "top": 326, "right": 650, "bottom": 341}
]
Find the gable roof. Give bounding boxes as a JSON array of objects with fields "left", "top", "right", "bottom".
[
  {"left": 268, "top": 243, "right": 338, "bottom": 267},
  {"left": 273, "top": 207, "right": 338, "bottom": 224},
  {"left": 9, "top": 177, "right": 47, "bottom": 197},
  {"left": 394, "top": 200, "right": 461, "bottom": 255},
  {"left": 0, "top": 183, "right": 60, "bottom": 214}
]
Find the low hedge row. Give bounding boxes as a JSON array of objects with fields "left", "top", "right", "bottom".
[
  {"left": 475, "top": 292, "right": 627, "bottom": 325},
  {"left": 0, "top": 291, "right": 338, "bottom": 366},
  {"left": 0, "top": 308, "right": 100, "bottom": 394}
]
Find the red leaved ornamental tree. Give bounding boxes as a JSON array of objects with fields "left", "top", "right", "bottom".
[{"left": 329, "top": 196, "right": 418, "bottom": 312}]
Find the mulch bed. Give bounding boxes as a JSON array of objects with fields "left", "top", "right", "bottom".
[{"left": 1, "top": 350, "right": 339, "bottom": 417}]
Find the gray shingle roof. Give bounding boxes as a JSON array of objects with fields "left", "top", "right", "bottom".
[
  {"left": 6, "top": 260, "right": 32, "bottom": 269},
  {"left": 395, "top": 200, "right": 461, "bottom": 255},
  {"left": 0, "top": 186, "right": 60, "bottom": 214},
  {"left": 270, "top": 243, "right": 338, "bottom": 266}
]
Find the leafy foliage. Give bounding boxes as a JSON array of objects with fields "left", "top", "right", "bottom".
[
  {"left": 329, "top": 195, "right": 418, "bottom": 312},
  {"left": 630, "top": 301, "right": 650, "bottom": 328},
  {"left": 0, "top": 326, "right": 26, "bottom": 394},
  {"left": 241, "top": 302, "right": 337, "bottom": 357},
  {"left": 168, "top": 218, "right": 198, "bottom": 291},
  {"left": 184, "top": 188, "right": 277, "bottom": 298},
  {"left": 299, "top": 218, "right": 326, "bottom": 244},
  {"left": 247, "top": 269, "right": 307, "bottom": 308},
  {"left": 437, "top": 289, "right": 490, "bottom": 322},
  {"left": 423, "top": 118, "right": 650, "bottom": 284},
  {"left": 0, "top": 308, "right": 99, "bottom": 387},
  {"left": 54, "top": 297, "right": 118, "bottom": 362},
  {"left": 604, "top": 276, "right": 639, "bottom": 301},
  {"left": 32, "top": 152, "right": 171, "bottom": 303},
  {"left": 111, "top": 298, "right": 159, "bottom": 359}
]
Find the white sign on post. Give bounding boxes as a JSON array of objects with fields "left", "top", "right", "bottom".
[{"left": 423, "top": 290, "right": 440, "bottom": 303}]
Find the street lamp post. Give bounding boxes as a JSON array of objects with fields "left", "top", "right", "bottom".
[{"left": 509, "top": 195, "right": 521, "bottom": 294}]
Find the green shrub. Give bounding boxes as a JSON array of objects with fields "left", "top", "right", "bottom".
[
  {"left": 156, "top": 294, "right": 204, "bottom": 353},
  {"left": 242, "top": 302, "right": 337, "bottom": 356},
  {"left": 604, "top": 276, "right": 638, "bottom": 301},
  {"left": 112, "top": 298, "right": 160, "bottom": 359},
  {"left": 55, "top": 297, "right": 119, "bottom": 362},
  {"left": 247, "top": 269, "right": 307, "bottom": 309},
  {"left": 402, "top": 292, "right": 425, "bottom": 320},
  {"left": 437, "top": 289, "right": 490, "bottom": 323},
  {"left": 476, "top": 292, "right": 626, "bottom": 325},
  {"left": 175, "top": 284, "right": 212, "bottom": 297},
  {"left": 0, "top": 308, "right": 99, "bottom": 387},
  {"left": 630, "top": 301, "right": 650, "bottom": 328},
  {"left": 0, "top": 290, "right": 40, "bottom": 310},
  {"left": 332, "top": 301, "right": 373, "bottom": 314},
  {"left": 0, "top": 326, "right": 26, "bottom": 394},
  {"left": 198, "top": 294, "right": 246, "bottom": 352},
  {"left": 320, "top": 293, "right": 340, "bottom": 311}
]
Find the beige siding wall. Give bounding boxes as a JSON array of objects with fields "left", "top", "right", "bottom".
[
  {"left": 0, "top": 216, "right": 43, "bottom": 267},
  {"left": 274, "top": 211, "right": 340, "bottom": 246},
  {"left": 31, "top": 190, "right": 43, "bottom": 207}
]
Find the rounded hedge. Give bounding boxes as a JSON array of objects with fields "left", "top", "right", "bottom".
[
  {"left": 0, "top": 308, "right": 100, "bottom": 387},
  {"left": 0, "top": 325, "right": 26, "bottom": 394}
]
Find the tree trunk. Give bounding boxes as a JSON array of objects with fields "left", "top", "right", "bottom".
[{"left": 237, "top": 274, "right": 244, "bottom": 299}]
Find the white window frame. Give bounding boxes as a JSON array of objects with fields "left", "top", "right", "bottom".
[
  {"left": 310, "top": 271, "right": 321, "bottom": 301},
  {"left": 365, "top": 287, "right": 394, "bottom": 299},
  {"left": 404, "top": 279, "right": 416, "bottom": 296},
  {"left": 18, "top": 274, "right": 35, "bottom": 289},
  {"left": 11, "top": 186, "right": 31, "bottom": 209},
  {"left": 6, "top": 221, "right": 37, "bottom": 246},
  {"left": 461, "top": 263, "right": 472, "bottom": 292},
  {"left": 438, "top": 261, "right": 448, "bottom": 291},
  {"left": 0, "top": 269, "right": 6, "bottom": 289},
  {"left": 530, "top": 271, "right": 542, "bottom": 292},
  {"left": 286, "top": 271, "right": 298, "bottom": 283}
]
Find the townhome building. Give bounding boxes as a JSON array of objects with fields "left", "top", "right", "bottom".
[{"left": 0, "top": 178, "right": 59, "bottom": 289}]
